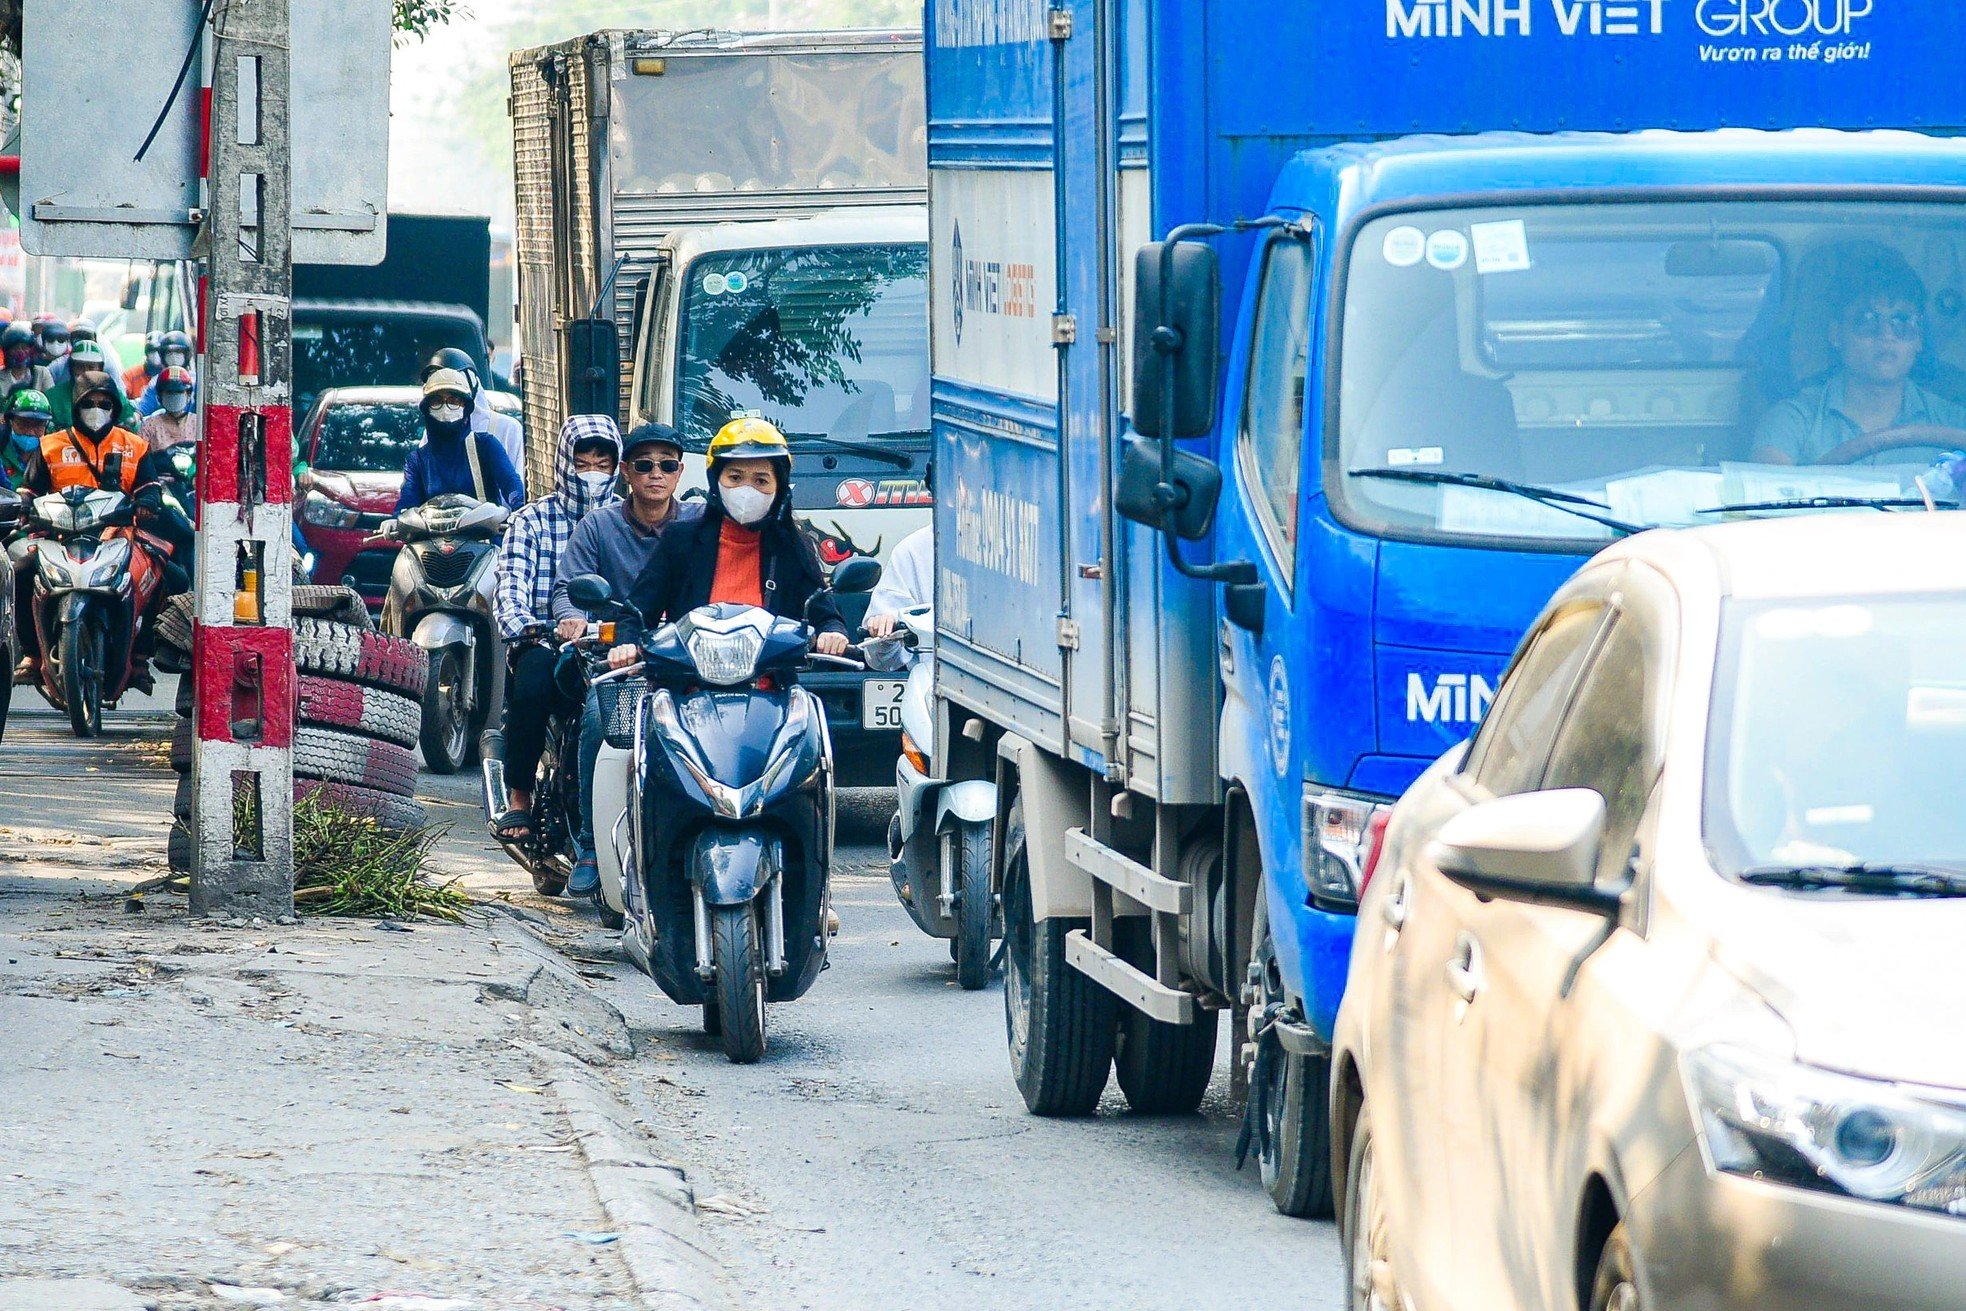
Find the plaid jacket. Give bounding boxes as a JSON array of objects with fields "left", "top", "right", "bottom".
[{"left": 493, "top": 415, "right": 621, "bottom": 641}]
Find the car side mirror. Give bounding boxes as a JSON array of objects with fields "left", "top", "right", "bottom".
[
  {"left": 830, "top": 556, "right": 882, "bottom": 596},
  {"left": 567, "top": 573, "right": 615, "bottom": 613},
  {"left": 1429, "top": 789, "right": 1623, "bottom": 916},
  {"left": 565, "top": 317, "right": 621, "bottom": 422},
  {"left": 1131, "top": 239, "right": 1220, "bottom": 440},
  {"left": 1115, "top": 435, "right": 1222, "bottom": 541}
]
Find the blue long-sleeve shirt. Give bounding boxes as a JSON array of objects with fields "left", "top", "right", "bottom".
[{"left": 396, "top": 431, "right": 525, "bottom": 513}]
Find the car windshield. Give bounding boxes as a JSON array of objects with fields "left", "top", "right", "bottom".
[
  {"left": 673, "top": 243, "right": 930, "bottom": 451},
  {"left": 1335, "top": 201, "right": 1966, "bottom": 548},
  {"left": 293, "top": 314, "right": 483, "bottom": 418},
  {"left": 311, "top": 402, "right": 422, "bottom": 474},
  {"left": 1705, "top": 593, "right": 1966, "bottom": 877}
]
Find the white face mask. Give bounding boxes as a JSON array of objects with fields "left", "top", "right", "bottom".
[
  {"left": 162, "top": 395, "right": 191, "bottom": 417},
  {"left": 77, "top": 406, "right": 112, "bottom": 430},
  {"left": 429, "top": 403, "right": 466, "bottom": 425},
  {"left": 574, "top": 470, "right": 616, "bottom": 497},
  {"left": 721, "top": 483, "right": 773, "bottom": 526},
  {"left": 47, "top": 342, "right": 69, "bottom": 360}
]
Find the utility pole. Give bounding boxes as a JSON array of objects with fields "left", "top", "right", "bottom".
[{"left": 189, "top": 0, "right": 297, "bottom": 917}]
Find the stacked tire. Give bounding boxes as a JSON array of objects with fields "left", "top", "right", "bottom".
[{"left": 161, "top": 587, "right": 430, "bottom": 875}]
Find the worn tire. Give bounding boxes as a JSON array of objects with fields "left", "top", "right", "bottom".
[
  {"left": 290, "top": 584, "right": 371, "bottom": 629},
  {"left": 295, "top": 675, "right": 422, "bottom": 750},
  {"left": 293, "top": 617, "right": 427, "bottom": 700},
  {"left": 950, "top": 819, "right": 995, "bottom": 991},
  {"left": 154, "top": 593, "right": 195, "bottom": 659},
  {"left": 168, "top": 819, "right": 192, "bottom": 876},
  {"left": 711, "top": 903, "right": 767, "bottom": 1064},
  {"left": 1112, "top": 919, "right": 1218, "bottom": 1115},
  {"left": 170, "top": 716, "right": 193, "bottom": 774},
  {"left": 295, "top": 778, "right": 425, "bottom": 833},
  {"left": 1002, "top": 801, "right": 1115, "bottom": 1116},
  {"left": 174, "top": 672, "right": 195, "bottom": 716},
  {"left": 293, "top": 724, "right": 419, "bottom": 796}
]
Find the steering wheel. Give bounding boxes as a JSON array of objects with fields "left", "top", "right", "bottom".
[{"left": 1821, "top": 423, "right": 1966, "bottom": 465}]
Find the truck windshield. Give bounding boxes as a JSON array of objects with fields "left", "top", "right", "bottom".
[
  {"left": 674, "top": 243, "right": 930, "bottom": 451},
  {"left": 1705, "top": 593, "right": 1966, "bottom": 880},
  {"left": 1334, "top": 201, "right": 1966, "bottom": 549}
]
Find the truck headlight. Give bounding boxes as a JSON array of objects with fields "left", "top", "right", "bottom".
[
  {"left": 301, "top": 489, "right": 362, "bottom": 529},
  {"left": 1303, "top": 789, "right": 1391, "bottom": 911},
  {"left": 1683, "top": 1044, "right": 1966, "bottom": 1216}
]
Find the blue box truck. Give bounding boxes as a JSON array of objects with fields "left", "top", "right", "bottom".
[{"left": 927, "top": 0, "right": 1966, "bottom": 1214}]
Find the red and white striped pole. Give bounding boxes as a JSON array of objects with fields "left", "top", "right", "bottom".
[{"left": 189, "top": 0, "right": 295, "bottom": 915}]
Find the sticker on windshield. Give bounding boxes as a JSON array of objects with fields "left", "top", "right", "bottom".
[
  {"left": 1382, "top": 226, "right": 1426, "bottom": 268},
  {"left": 724, "top": 271, "right": 750, "bottom": 294},
  {"left": 1425, "top": 230, "right": 1468, "bottom": 271},
  {"left": 1471, "top": 219, "right": 1532, "bottom": 275},
  {"left": 702, "top": 273, "right": 729, "bottom": 296},
  {"left": 1386, "top": 446, "right": 1444, "bottom": 466}
]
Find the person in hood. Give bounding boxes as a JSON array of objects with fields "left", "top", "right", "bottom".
[
  {"left": 420, "top": 348, "right": 525, "bottom": 491},
  {"left": 395, "top": 368, "right": 524, "bottom": 513},
  {"left": 612, "top": 416, "right": 847, "bottom": 668},
  {"left": 0, "top": 323, "right": 54, "bottom": 408},
  {"left": 48, "top": 340, "right": 134, "bottom": 431},
  {"left": 488, "top": 413, "right": 622, "bottom": 863}
]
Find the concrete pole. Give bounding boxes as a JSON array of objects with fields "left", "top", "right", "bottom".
[{"left": 189, "top": 0, "right": 296, "bottom": 916}]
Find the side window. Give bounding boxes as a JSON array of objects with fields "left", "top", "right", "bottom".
[
  {"left": 1542, "top": 616, "right": 1661, "bottom": 882},
  {"left": 1464, "top": 602, "right": 1605, "bottom": 797},
  {"left": 1237, "top": 236, "right": 1315, "bottom": 566}
]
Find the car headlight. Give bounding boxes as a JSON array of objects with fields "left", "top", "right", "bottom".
[
  {"left": 1304, "top": 789, "right": 1392, "bottom": 910},
  {"left": 1683, "top": 1044, "right": 1966, "bottom": 1216},
  {"left": 686, "top": 627, "right": 764, "bottom": 686},
  {"left": 301, "top": 489, "right": 362, "bottom": 529}
]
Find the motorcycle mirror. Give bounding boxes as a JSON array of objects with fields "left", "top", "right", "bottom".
[
  {"left": 830, "top": 556, "right": 882, "bottom": 596},
  {"left": 567, "top": 573, "right": 615, "bottom": 612},
  {"left": 0, "top": 489, "right": 21, "bottom": 525}
]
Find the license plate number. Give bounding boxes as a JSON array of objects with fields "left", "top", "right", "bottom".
[{"left": 862, "top": 679, "right": 908, "bottom": 731}]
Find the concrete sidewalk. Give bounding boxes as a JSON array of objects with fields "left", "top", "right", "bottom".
[{"left": 0, "top": 711, "right": 724, "bottom": 1311}]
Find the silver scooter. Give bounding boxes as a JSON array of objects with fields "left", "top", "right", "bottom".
[{"left": 885, "top": 603, "right": 1000, "bottom": 990}]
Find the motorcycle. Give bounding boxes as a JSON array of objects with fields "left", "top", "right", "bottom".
[
  {"left": 379, "top": 493, "right": 507, "bottom": 773},
  {"left": 884, "top": 603, "right": 1001, "bottom": 990},
  {"left": 21, "top": 486, "right": 173, "bottom": 736},
  {"left": 567, "top": 558, "right": 891, "bottom": 1063},
  {"left": 0, "top": 489, "right": 23, "bottom": 741}
]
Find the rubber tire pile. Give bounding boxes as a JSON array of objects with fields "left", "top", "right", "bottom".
[{"left": 158, "top": 586, "right": 431, "bottom": 875}]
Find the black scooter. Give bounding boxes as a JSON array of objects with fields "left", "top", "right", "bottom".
[{"left": 566, "top": 560, "right": 891, "bottom": 1063}]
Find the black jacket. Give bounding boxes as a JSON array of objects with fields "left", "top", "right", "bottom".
[{"left": 628, "top": 505, "right": 845, "bottom": 641}]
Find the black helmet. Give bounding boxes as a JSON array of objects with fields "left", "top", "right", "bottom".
[
  {"left": 2, "top": 322, "right": 35, "bottom": 352},
  {"left": 38, "top": 320, "right": 70, "bottom": 345},
  {"left": 421, "top": 347, "right": 479, "bottom": 390}
]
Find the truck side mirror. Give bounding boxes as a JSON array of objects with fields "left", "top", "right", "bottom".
[
  {"left": 1114, "top": 435, "right": 1222, "bottom": 540},
  {"left": 1131, "top": 240, "right": 1220, "bottom": 440},
  {"left": 565, "top": 317, "right": 621, "bottom": 422}
]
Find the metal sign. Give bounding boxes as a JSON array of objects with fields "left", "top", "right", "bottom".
[{"left": 18, "top": 0, "right": 391, "bottom": 265}]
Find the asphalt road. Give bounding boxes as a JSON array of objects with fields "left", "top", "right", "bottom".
[{"left": 589, "top": 789, "right": 1350, "bottom": 1311}]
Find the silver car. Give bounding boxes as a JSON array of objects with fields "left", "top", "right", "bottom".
[{"left": 1331, "top": 513, "right": 1966, "bottom": 1311}]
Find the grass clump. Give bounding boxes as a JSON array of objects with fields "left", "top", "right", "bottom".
[{"left": 291, "top": 791, "right": 465, "bottom": 921}]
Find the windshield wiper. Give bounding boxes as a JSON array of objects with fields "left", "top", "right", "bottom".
[
  {"left": 783, "top": 430, "right": 917, "bottom": 470},
  {"left": 1347, "top": 467, "right": 1643, "bottom": 536},
  {"left": 1697, "top": 494, "right": 1958, "bottom": 516},
  {"left": 1738, "top": 861, "right": 1966, "bottom": 898}
]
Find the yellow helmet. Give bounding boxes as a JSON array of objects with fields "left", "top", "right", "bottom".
[{"left": 707, "top": 415, "right": 791, "bottom": 462}]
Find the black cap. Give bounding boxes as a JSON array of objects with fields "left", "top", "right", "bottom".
[{"left": 623, "top": 422, "right": 684, "bottom": 457}]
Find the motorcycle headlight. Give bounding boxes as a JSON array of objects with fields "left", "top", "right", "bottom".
[
  {"left": 301, "top": 489, "right": 362, "bottom": 529},
  {"left": 1683, "top": 1044, "right": 1966, "bottom": 1216},
  {"left": 686, "top": 627, "right": 764, "bottom": 686},
  {"left": 84, "top": 538, "right": 130, "bottom": 588}
]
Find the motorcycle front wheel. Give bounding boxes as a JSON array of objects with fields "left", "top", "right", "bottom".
[
  {"left": 710, "top": 903, "right": 767, "bottom": 1064},
  {"left": 949, "top": 819, "right": 995, "bottom": 991},
  {"left": 61, "top": 608, "right": 103, "bottom": 738},
  {"left": 420, "top": 645, "right": 470, "bottom": 774}
]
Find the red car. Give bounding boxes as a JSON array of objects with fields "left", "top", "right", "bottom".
[{"left": 297, "top": 385, "right": 522, "bottom": 610}]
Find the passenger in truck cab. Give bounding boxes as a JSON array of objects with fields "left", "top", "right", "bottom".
[{"left": 1751, "top": 249, "right": 1966, "bottom": 467}]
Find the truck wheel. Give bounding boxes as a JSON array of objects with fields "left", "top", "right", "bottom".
[
  {"left": 949, "top": 819, "right": 994, "bottom": 991},
  {"left": 419, "top": 646, "right": 470, "bottom": 774},
  {"left": 1252, "top": 921, "right": 1335, "bottom": 1218},
  {"left": 711, "top": 903, "right": 767, "bottom": 1064},
  {"left": 1111, "top": 920, "right": 1217, "bottom": 1114},
  {"left": 1587, "top": 1223, "right": 1641, "bottom": 1311},
  {"left": 1002, "top": 801, "right": 1114, "bottom": 1116}
]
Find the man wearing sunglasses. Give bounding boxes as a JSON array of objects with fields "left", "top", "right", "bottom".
[
  {"left": 552, "top": 422, "right": 702, "bottom": 895},
  {"left": 1753, "top": 249, "right": 1966, "bottom": 467}
]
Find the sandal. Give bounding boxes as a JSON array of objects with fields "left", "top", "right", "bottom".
[{"left": 491, "top": 809, "right": 534, "bottom": 844}]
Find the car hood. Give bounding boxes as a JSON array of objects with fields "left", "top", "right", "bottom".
[
  {"left": 1711, "top": 896, "right": 1966, "bottom": 1091},
  {"left": 309, "top": 470, "right": 401, "bottom": 514}
]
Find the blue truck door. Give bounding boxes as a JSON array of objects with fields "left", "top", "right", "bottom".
[{"left": 1216, "top": 230, "right": 1319, "bottom": 993}]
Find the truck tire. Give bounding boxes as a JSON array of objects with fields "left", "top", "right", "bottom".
[
  {"left": 168, "top": 819, "right": 192, "bottom": 876},
  {"left": 1002, "top": 801, "right": 1114, "bottom": 1116},
  {"left": 289, "top": 584, "right": 371, "bottom": 629},
  {"left": 293, "top": 617, "right": 427, "bottom": 700},
  {"left": 1111, "top": 920, "right": 1217, "bottom": 1115},
  {"left": 293, "top": 724, "right": 420, "bottom": 796},
  {"left": 949, "top": 818, "right": 994, "bottom": 991},
  {"left": 296, "top": 675, "right": 422, "bottom": 750},
  {"left": 711, "top": 903, "right": 767, "bottom": 1064},
  {"left": 1251, "top": 918, "right": 1335, "bottom": 1218}
]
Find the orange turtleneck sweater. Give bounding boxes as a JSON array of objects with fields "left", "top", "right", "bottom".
[{"left": 709, "top": 518, "right": 765, "bottom": 608}]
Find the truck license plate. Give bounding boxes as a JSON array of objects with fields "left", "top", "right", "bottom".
[{"left": 862, "top": 679, "right": 907, "bottom": 731}]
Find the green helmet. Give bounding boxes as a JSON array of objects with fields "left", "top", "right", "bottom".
[{"left": 7, "top": 388, "right": 52, "bottom": 421}]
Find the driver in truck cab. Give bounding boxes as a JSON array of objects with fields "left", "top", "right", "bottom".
[
  {"left": 1751, "top": 247, "right": 1966, "bottom": 467},
  {"left": 394, "top": 368, "right": 524, "bottom": 514}
]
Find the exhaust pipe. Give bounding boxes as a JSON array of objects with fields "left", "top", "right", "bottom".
[{"left": 479, "top": 728, "right": 508, "bottom": 824}]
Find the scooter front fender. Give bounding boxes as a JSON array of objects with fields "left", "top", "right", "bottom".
[
  {"left": 411, "top": 612, "right": 475, "bottom": 652},
  {"left": 933, "top": 779, "right": 997, "bottom": 833},
  {"left": 688, "top": 827, "right": 782, "bottom": 908}
]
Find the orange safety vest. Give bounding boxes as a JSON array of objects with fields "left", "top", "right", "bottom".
[{"left": 40, "top": 425, "right": 148, "bottom": 495}]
